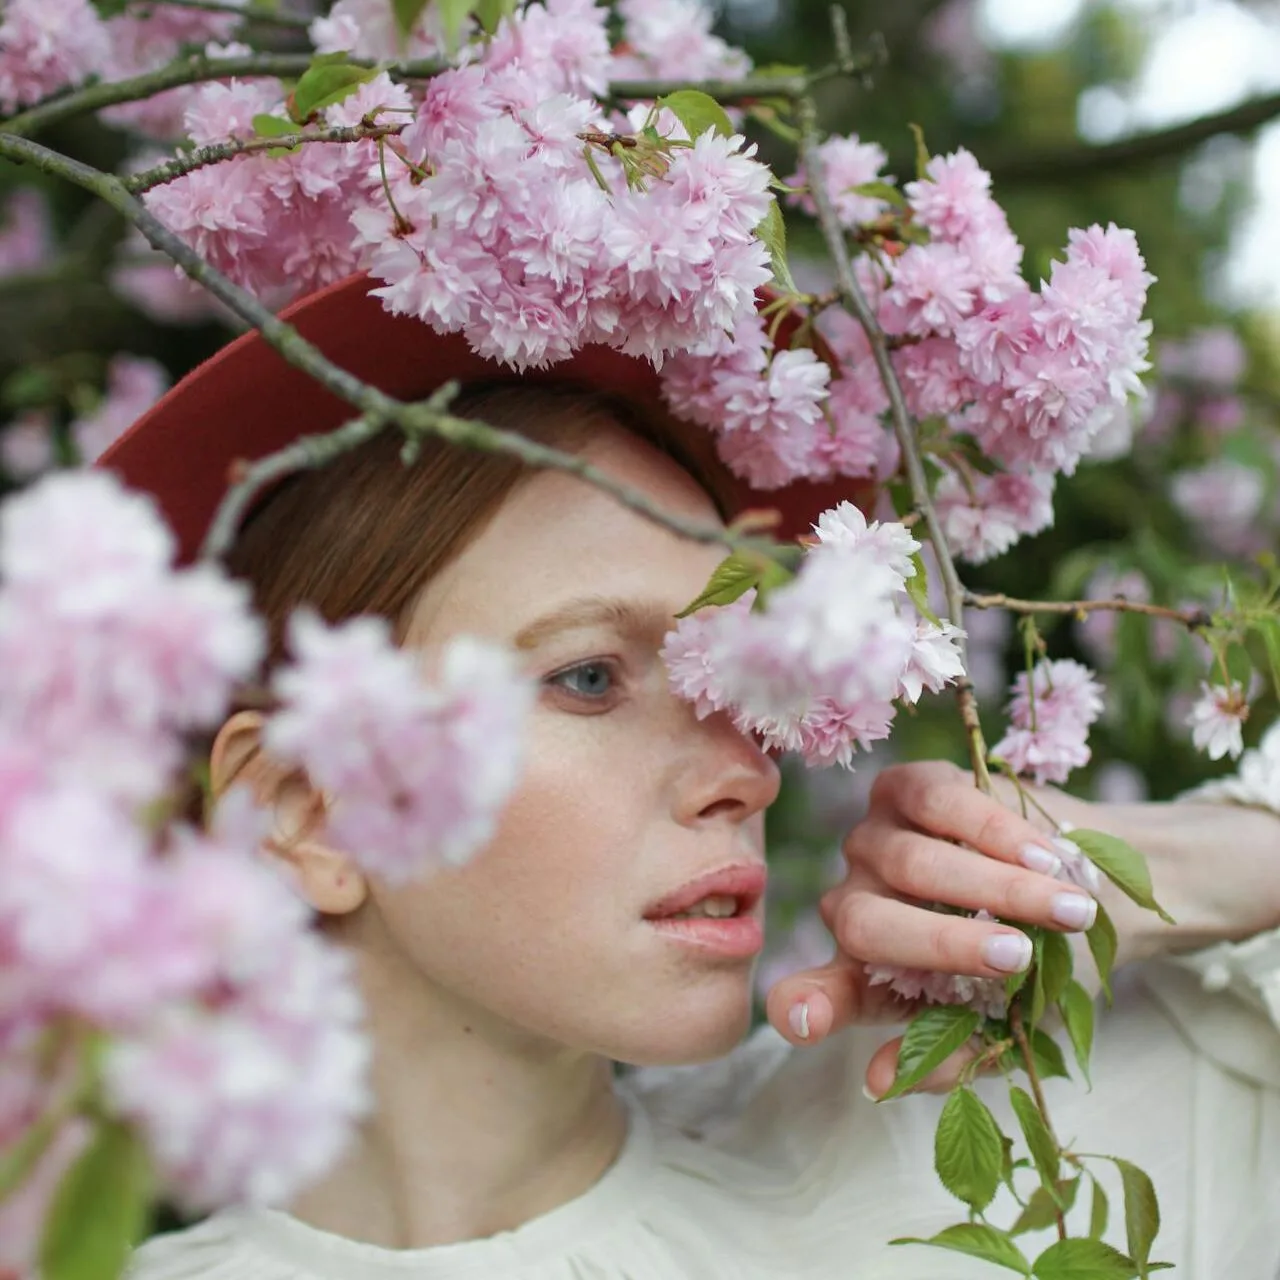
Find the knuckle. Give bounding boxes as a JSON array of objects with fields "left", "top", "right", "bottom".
[
  {"left": 927, "top": 916, "right": 970, "bottom": 970},
  {"left": 894, "top": 840, "right": 946, "bottom": 899},
  {"left": 973, "top": 805, "right": 1019, "bottom": 855},
  {"left": 835, "top": 893, "right": 878, "bottom": 958}
]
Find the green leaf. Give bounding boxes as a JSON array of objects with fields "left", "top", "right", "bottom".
[
  {"left": 392, "top": 0, "right": 431, "bottom": 38},
  {"left": 1069, "top": 830, "right": 1174, "bottom": 925},
  {"left": 905, "top": 551, "right": 941, "bottom": 626},
  {"left": 1031, "top": 1238, "right": 1140, "bottom": 1279},
  {"left": 1087, "top": 902, "right": 1119, "bottom": 1004},
  {"left": 1039, "top": 931, "right": 1073, "bottom": 1009},
  {"left": 1253, "top": 615, "right": 1280, "bottom": 698},
  {"left": 40, "top": 1120, "right": 152, "bottom": 1280},
  {"left": 1089, "top": 1176, "right": 1110, "bottom": 1239},
  {"left": 473, "top": 0, "right": 515, "bottom": 33},
  {"left": 290, "top": 53, "right": 381, "bottom": 122},
  {"left": 934, "top": 1088, "right": 1004, "bottom": 1211},
  {"left": 1112, "top": 1158, "right": 1161, "bottom": 1275},
  {"left": 1028, "top": 1027, "right": 1070, "bottom": 1081},
  {"left": 1009, "top": 1084, "right": 1059, "bottom": 1193},
  {"left": 849, "top": 179, "right": 906, "bottom": 208},
  {"left": 892, "top": 1223, "right": 1031, "bottom": 1274},
  {"left": 436, "top": 0, "right": 479, "bottom": 52},
  {"left": 1011, "top": 1177, "right": 1079, "bottom": 1235},
  {"left": 881, "top": 1005, "right": 980, "bottom": 1100},
  {"left": 907, "top": 121, "right": 931, "bottom": 179},
  {"left": 1059, "top": 980, "right": 1095, "bottom": 1084},
  {"left": 676, "top": 551, "right": 782, "bottom": 618},
  {"left": 754, "top": 198, "right": 799, "bottom": 295},
  {"left": 656, "top": 89, "right": 734, "bottom": 140}
]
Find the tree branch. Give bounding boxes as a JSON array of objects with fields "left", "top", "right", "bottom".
[
  {"left": 0, "top": 130, "right": 790, "bottom": 568},
  {"left": 797, "top": 91, "right": 992, "bottom": 792},
  {"left": 964, "top": 590, "right": 1212, "bottom": 630},
  {"left": 123, "top": 122, "right": 407, "bottom": 193},
  {"left": 0, "top": 54, "right": 444, "bottom": 139},
  {"left": 986, "top": 90, "right": 1280, "bottom": 185}
]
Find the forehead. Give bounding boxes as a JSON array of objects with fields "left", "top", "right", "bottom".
[{"left": 404, "top": 423, "right": 726, "bottom": 648}]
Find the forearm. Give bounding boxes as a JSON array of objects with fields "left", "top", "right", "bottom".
[{"left": 1098, "top": 799, "right": 1280, "bottom": 968}]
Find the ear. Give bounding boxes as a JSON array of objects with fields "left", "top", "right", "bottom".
[{"left": 210, "top": 710, "right": 368, "bottom": 916}]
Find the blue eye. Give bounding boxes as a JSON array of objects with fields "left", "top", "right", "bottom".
[{"left": 547, "top": 660, "right": 617, "bottom": 701}]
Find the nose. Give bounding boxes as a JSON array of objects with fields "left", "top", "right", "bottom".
[{"left": 671, "top": 706, "right": 782, "bottom": 828}]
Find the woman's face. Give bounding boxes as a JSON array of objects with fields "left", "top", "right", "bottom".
[{"left": 357, "top": 421, "right": 781, "bottom": 1066}]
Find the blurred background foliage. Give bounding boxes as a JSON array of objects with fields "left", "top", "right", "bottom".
[{"left": 3, "top": 0, "right": 1279, "bottom": 980}]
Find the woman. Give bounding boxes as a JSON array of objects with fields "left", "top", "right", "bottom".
[{"left": 111, "top": 275, "right": 1280, "bottom": 1278}]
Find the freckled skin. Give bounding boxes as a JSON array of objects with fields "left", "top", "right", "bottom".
[{"left": 348, "top": 424, "right": 781, "bottom": 1068}]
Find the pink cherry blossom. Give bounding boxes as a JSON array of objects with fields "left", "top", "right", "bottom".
[
  {"left": 785, "top": 134, "right": 891, "bottom": 228},
  {"left": 311, "top": 0, "right": 445, "bottom": 61},
  {"left": 991, "top": 658, "right": 1105, "bottom": 786},
  {"left": 611, "top": 0, "right": 751, "bottom": 81},
  {"left": 0, "top": 189, "right": 52, "bottom": 275},
  {"left": 0, "top": 0, "right": 110, "bottom": 113},
  {"left": 1186, "top": 680, "right": 1248, "bottom": 761},
  {"left": 265, "top": 612, "right": 534, "bottom": 883},
  {"left": 71, "top": 355, "right": 170, "bottom": 465},
  {"left": 934, "top": 468, "right": 1056, "bottom": 564},
  {"left": 866, "top": 911, "right": 1007, "bottom": 1017}
]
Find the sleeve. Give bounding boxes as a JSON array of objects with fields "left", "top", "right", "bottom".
[{"left": 1140, "top": 720, "right": 1280, "bottom": 1089}]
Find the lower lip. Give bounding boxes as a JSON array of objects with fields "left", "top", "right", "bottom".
[{"left": 645, "top": 916, "right": 764, "bottom": 958}]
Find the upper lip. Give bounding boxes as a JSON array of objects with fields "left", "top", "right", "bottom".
[{"left": 643, "top": 862, "right": 767, "bottom": 919}]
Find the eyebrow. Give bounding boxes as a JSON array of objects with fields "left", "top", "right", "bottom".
[{"left": 512, "top": 596, "right": 678, "bottom": 651}]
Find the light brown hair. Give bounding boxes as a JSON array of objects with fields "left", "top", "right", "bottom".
[{"left": 225, "top": 380, "right": 737, "bottom": 664}]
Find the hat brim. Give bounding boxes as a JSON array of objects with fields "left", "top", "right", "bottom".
[{"left": 98, "top": 273, "right": 866, "bottom": 563}]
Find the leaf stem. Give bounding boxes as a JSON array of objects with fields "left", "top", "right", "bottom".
[{"left": 1009, "top": 1000, "right": 1066, "bottom": 1241}]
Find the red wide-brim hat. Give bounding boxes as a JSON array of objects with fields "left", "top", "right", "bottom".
[{"left": 98, "top": 273, "right": 866, "bottom": 563}]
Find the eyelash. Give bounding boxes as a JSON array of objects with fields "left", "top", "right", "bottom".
[{"left": 542, "top": 657, "right": 624, "bottom": 711}]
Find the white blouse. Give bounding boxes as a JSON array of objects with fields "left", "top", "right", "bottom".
[{"left": 127, "top": 729, "right": 1280, "bottom": 1280}]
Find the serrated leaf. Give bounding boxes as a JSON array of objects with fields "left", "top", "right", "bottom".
[
  {"left": 1069, "top": 830, "right": 1174, "bottom": 925},
  {"left": 1090, "top": 1175, "right": 1110, "bottom": 1239},
  {"left": 290, "top": 54, "right": 380, "bottom": 122},
  {"left": 656, "top": 89, "right": 734, "bottom": 140},
  {"left": 1087, "top": 902, "right": 1119, "bottom": 1004},
  {"left": 881, "top": 1005, "right": 980, "bottom": 1100},
  {"left": 1009, "top": 1084, "right": 1059, "bottom": 1194},
  {"left": 892, "top": 1223, "right": 1031, "bottom": 1274},
  {"left": 1020, "top": 1026, "right": 1070, "bottom": 1082},
  {"left": 754, "top": 198, "right": 798, "bottom": 295},
  {"left": 934, "top": 1088, "right": 1004, "bottom": 1211},
  {"left": 1031, "top": 1237, "right": 1140, "bottom": 1279},
  {"left": 39, "top": 1120, "right": 151, "bottom": 1280},
  {"left": 850, "top": 179, "right": 906, "bottom": 208},
  {"left": 675, "top": 551, "right": 770, "bottom": 618},
  {"left": 1059, "top": 979, "right": 1095, "bottom": 1084},
  {"left": 1031, "top": 930, "right": 1073, "bottom": 1024},
  {"left": 1112, "top": 1158, "right": 1161, "bottom": 1275},
  {"left": 905, "top": 551, "right": 941, "bottom": 626},
  {"left": 1011, "top": 1177, "right": 1079, "bottom": 1235}
]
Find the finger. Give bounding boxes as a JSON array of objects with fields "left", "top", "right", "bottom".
[
  {"left": 868, "top": 830, "right": 1098, "bottom": 934},
  {"left": 865, "top": 763, "right": 1072, "bottom": 875},
  {"left": 864, "top": 1033, "right": 984, "bottom": 1099},
  {"left": 833, "top": 890, "right": 1036, "bottom": 979},
  {"left": 765, "top": 957, "right": 863, "bottom": 1046}
]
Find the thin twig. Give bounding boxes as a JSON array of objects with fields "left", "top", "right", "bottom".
[
  {"left": 124, "top": 123, "right": 406, "bottom": 193},
  {"left": 796, "top": 90, "right": 992, "bottom": 792},
  {"left": 123, "top": 0, "right": 313, "bottom": 28},
  {"left": 0, "top": 54, "right": 444, "bottom": 138},
  {"left": 0, "top": 130, "right": 792, "bottom": 569},
  {"left": 1009, "top": 1001, "right": 1066, "bottom": 1241},
  {"left": 965, "top": 590, "right": 1212, "bottom": 630}
]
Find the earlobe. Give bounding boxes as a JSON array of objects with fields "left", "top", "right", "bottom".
[{"left": 209, "top": 711, "right": 369, "bottom": 917}]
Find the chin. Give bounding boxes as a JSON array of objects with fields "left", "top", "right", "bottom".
[{"left": 608, "top": 976, "right": 757, "bottom": 1068}]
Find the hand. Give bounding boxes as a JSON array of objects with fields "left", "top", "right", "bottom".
[{"left": 763, "top": 760, "right": 1101, "bottom": 1094}]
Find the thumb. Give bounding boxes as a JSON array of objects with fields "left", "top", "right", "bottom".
[{"left": 764, "top": 955, "right": 866, "bottom": 1046}]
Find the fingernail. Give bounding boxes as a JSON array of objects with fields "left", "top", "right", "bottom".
[
  {"left": 861, "top": 1083, "right": 880, "bottom": 1102},
  {"left": 982, "top": 932, "right": 1033, "bottom": 973},
  {"left": 1019, "top": 843, "right": 1062, "bottom": 876},
  {"left": 1051, "top": 892, "right": 1097, "bottom": 931},
  {"left": 788, "top": 1000, "right": 810, "bottom": 1040}
]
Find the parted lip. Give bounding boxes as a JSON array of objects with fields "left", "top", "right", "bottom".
[{"left": 642, "top": 862, "right": 767, "bottom": 920}]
